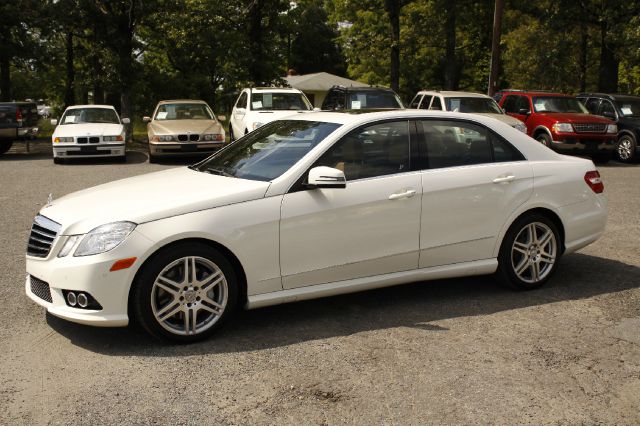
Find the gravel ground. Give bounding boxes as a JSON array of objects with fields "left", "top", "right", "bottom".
[{"left": 1, "top": 141, "right": 639, "bottom": 425}]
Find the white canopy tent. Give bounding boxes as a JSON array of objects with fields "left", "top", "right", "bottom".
[{"left": 285, "top": 72, "right": 369, "bottom": 108}]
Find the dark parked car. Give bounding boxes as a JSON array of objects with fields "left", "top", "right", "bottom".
[
  {"left": 0, "top": 102, "right": 39, "bottom": 155},
  {"left": 577, "top": 93, "right": 640, "bottom": 162},
  {"left": 321, "top": 86, "right": 403, "bottom": 111}
]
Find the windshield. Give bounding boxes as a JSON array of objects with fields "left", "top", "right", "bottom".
[
  {"left": 194, "top": 120, "right": 341, "bottom": 182},
  {"left": 615, "top": 99, "right": 640, "bottom": 117},
  {"left": 155, "top": 103, "right": 214, "bottom": 120},
  {"left": 250, "top": 93, "right": 312, "bottom": 111},
  {"left": 61, "top": 108, "right": 119, "bottom": 124},
  {"left": 347, "top": 91, "right": 403, "bottom": 109},
  {"left": 532, "top": 97, "right": 588, "bottom": 113},
  {"left": 445, "top": 97, "right": 503, "bottom": 114}
]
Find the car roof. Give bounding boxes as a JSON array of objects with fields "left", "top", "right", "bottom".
[
  {"left": 66, "top": 104, "right": 116, "bottom": 110},
  {"left": 157, "top": 99, "right": 208, "bottom": 104},
  {"left": 578, "top": 93, "right": 640, "bottom": 101},
  {"left": 500, "top": 91, "right": 570, "bottom": 97},
  {"left": 417, "top": 90, "right": 490, "bottom": 98},
  {"left": 246, "top": 87, "right": 302, "bottom": 93}
]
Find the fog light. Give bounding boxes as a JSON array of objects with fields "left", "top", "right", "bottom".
[
  {"left": 77, "top": 293, "right": 88, "bottom": 308},
  {"left": 67, "top": 292, "right": 77, "bottom": 306}
]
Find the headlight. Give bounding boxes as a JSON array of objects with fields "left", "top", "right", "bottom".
[
  {"left": 552, "top": 122, "right": 573, "bottom": 133},
  {"left": 606, "top": 124, "right": 617, "bottom": 133},
  {"left": 53, "top": 137, "right": 73, "bottom": 143},
  {"left": 74, "top": 222, "right": 136, "bottom": 256},
  {"left": 152, "top": 135, "right": 176, "bottom": 142},
  {"left": 252, "top": 122, "right": 263, "bottom": 131},
  {"left": 202, "top": 134, "right": 224, "bottom": 141},
  {"left": 103, "top": 135, "right": 124, "bottom": 142},
  {"left": 513, "top": 122, "right": 527, "bottom": 133}
]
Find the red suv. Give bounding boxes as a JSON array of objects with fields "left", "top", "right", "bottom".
[{"left": 497, "top": 90, "right": 617, "bottom": 162}]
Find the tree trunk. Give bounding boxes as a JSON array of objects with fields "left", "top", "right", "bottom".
[
  {"left": 63, "top": 31, "right": 75, "bottom": 109},
  {"left": 384, "top": 0, "right": 401, "bottom": 93},
  {"left": 119, "top": 42, "right": 133, "bottom": 141},
  {"left": 0, "top": 50, "right": 10, "bottom": 102},
  {"left": 598, "top": 22, "right": 618, "bottom": 93},
  {"left": 248, "top": 0, "right": 265, "bottom": 85},
  {"left": 578, "top": 19, "right": 588, "bottom": 93},
  {"left": 443, "top": 0, "right": 457, "bottom": 90},
  {"left": 488, "top": 0, "right": 504, "bottom": 96}
]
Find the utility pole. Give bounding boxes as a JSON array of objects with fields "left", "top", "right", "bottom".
[{"left": 488, "top": 0, "right": 504, "bottom": 97}]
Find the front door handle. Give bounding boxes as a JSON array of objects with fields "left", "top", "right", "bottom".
[
  {"left": 493, "top": 174, "right": 515, "bottom": 184},
  {"left": 389, "top": 189, "right": 416, "bottom": 200}
]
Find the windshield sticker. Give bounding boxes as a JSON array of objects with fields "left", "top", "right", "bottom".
[
  {"left": 262, "top": 94, "right": 273, "bottom": 108},
  {"left": 156, "top": 111, "right": 168, "bottom": 120},
  {"left": 621, "top": 106, "right": 632, "bottom": 115},
  {"left": 252, "top": 101, "right": 263, "bottom": 109},
  {"left": 64, "top": 115, "right": 76, "bottom": 124},
  {"left": 351, "top": 100, "right": 361, "bottom": 109},
  {"left": 534, "top": 101, "right": 547, "bottom": 111}
]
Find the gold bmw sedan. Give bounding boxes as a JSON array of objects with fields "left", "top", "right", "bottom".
[{"left": 143, "top": 100, "right": 226, "bottom": 163}]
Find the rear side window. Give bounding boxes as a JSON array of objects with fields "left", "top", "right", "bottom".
[
  {"left": 502, "top": 95, "right": 518, "bottom": 113},
  {"left": 418, "top": 120, "right": 524, "bottom": 169}
]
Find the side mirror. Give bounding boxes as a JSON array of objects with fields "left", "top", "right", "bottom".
[
  {"left": 50, "top": 119, "right": 58, "bottom": 126},
  {"left": 306, "top": 166, "right": 346, "bottom": 189},
  {"left": 602, "top": 111, "right": 616, "bottom": 120},
  {"left": 143, "top": 116, "right": 151, "bottom": 123},
  {"left": 518, "top": 108, "right": 531, "bottom": 115},
  {"left": 217, "top": 115, "right": 226, "bottom": 122},
  {"left": 121, "top": 118, "right": 130, "bottom": 124}
]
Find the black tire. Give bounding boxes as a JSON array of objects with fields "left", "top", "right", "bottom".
[
  {"left": 148, "top": 153, "right": 157, "bottom": 164},
  {"left": 535, "top": 132, "right": 552, "bottom": 147},
  {"left": 495, "top": 213, "right": 561, "bottom": 290},
  {"left": 0, "top": 140, "right": 13, "bottom": 155},
  {"left": 132, "top": 242, "right": 239, "bottom": 343},
  {"left": 53, "top": 157, "right": 64, "bottom": 165},
  {"left": 592, "top": 153, "right": 611, "bottom": 164},
  {"left": 116, "top": 155, "right": 127, "bottom": 164},
  {"left": 615, "top": 134, "right": 636, "bottom": 162}
]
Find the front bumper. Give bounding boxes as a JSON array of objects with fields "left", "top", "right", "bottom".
[
  {"left": 53, "top": 143, "right": 126, "bottom": 158},
  {"left": 551, "top": 134, "right": 616, "bottom": 153},
  {"left": 149, "top": 141, "right": 225, "bottom": 156},
  {"left": 25, "top": 230, "right": 153, "bottom": 327}
]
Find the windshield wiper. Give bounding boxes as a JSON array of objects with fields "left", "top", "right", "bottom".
[{"left": 202, "top": 167, "right": 235, "bottom": 178}]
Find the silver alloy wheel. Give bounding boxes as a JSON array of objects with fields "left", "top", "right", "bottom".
[
  {"left": 537, "top": 135, "right": 550, "bottom": 146},
  {"left": 617, "top": 137, "right": 633, "bottom": 161},
  {"left": 151, "top": 256, "right": 228, "bottom": 336},
  {"left": 511, "top": 222, "right": 557, "bottom": 284}
]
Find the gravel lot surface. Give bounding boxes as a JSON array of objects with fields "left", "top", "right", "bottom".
[{"left": 1, "top": 141, "right": 639, "bottom": 425}]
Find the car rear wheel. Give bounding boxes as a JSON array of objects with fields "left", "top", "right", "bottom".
[
  {"left": 535, "top": 133, "right": 552, "bottom": 147},
  {"left": 616, "top": 134, "right": 636, "bottom": 162},
  {"left": 0, "top": 141, "right": 13, "bottom": 155},
  {"left": 133, "top": 242, "right": 238, "bottom": 342},
  {"left": 495, "top": 213, "right": 561, "bottom": 290}
]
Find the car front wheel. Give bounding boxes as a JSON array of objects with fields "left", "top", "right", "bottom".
[
  {"left": 133, "top": 242, "right": 238, "bottom": 342},
  {"left": 0, "top": 140, "right": 13, "bottom": 155},
  {"left": 616, "top": 134, "right": 636, "bottom": 162},
  {"left": 536, "top": 133, "right": 552, "bottom": 147},
  {"left": 496, "top": 214, "right": 561, "bottom": 290}
]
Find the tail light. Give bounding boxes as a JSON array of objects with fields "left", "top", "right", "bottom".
[
  {"left": 584, "top": 171, "right": 604, "bottom": 193},
  {"left": 16, "top": 108, "right": 23, "bottom": 126}
]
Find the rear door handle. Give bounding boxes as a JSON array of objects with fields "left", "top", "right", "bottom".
[
  {"left": 389, "top": 189, "right": 416, "bottom": 200},
  {"left": 492, "top": 174, "right": 515, "bottom": 184}
]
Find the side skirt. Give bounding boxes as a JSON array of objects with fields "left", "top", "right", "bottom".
[{"left": 246, "top": 259, "right": 498, "bottom": 309}]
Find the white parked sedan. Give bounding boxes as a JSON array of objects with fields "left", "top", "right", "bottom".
[
  {"left": 51, "top": 105, "right": 129, "bottom": 164},
  {"left": 26, "top": 111, "right": 607, "bottom": 342}
]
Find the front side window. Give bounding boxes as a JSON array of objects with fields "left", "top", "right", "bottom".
[
  {"left": 583, "top": 98, "right": 601, "bottom": 114},
  {"left": 409, "top": 95, "right": 422, "bottom": 109},
  {"left": 430, "top": 97, "right": 443, "bottom": 110},
  {"left": 316, "top": 121, "right": 410, "bottom": 181},
  {"left": 445, "top": 97, "right": 503, "bottom": 114},
  {"left": 155, "top": 103, "right": 213, "bottom": 120},
  {"left": 250, "top": 92, "right": 312, "bottom": 111},
  {"left": 235, "top": 92, "right": 248, "bottom": 109},
  {"left": 61, "top": 108, "right": 120, "bottom": 125},
  {"left": 599, "top": 101, "right": 616, "bottom": 118},
  {"left": 194, "top": 120, "right": 341, "bottom": 182},
  {"left": 532, "top": 96, "right": 588, "bottom": 113},
  {"left": 502, "top": 95, "right": 519, "bottom": 113},
  {"left": 419, "top": 95, "right": 433, "bottom": 110},
  {"left": 346, "top": 90, "right": 403, "bottom": 109},
  {"left": 419, "top": 120, "right": 524, "bottom": 169}
]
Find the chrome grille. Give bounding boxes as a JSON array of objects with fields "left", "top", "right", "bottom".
[
  {"left": 30, "top": 275, "right": 52, "bottom": 302},
  {"left": 573, "top": 123, "right": 606, "bottom": 133},
  {"left": 177, "top": 134, "right": 200, "bottom": 142},
  {"left": 89, "top": 137, "right": 99, "bottom": 143},
  {"left": 77, "top": 137, "right": 87, "bottom": 144},
  {"left": 27, "top": 215, "right": 61, "bottom": 258}
]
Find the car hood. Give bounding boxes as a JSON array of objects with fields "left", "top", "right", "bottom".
[
  {"left": 149, "top": 120, "right": 222, "bottom": 135},
  {"left": 39, "top": 167, "right": 271, "bottom": 235},
  {"left": 53, "top": 123, "right": 124, "bottom": 137},
  {"left": 248, "top": 110, "right": 312, "bottom": 121},
  {"left": 473, "top": 113, "right": 523, "bottom": 126},
  {"left": 537, "top": 113, "right": 614, "bottom": 123}
]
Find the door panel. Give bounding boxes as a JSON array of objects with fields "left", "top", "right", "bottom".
[{"left": 280, "top": 173, "right": 423, "bottom": 289}]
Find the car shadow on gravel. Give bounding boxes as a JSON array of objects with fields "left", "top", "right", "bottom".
[{"left": 46, "top": 252, "right": 640, "bottom": 355}]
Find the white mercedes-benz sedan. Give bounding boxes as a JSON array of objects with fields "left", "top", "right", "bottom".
[{"left": 26, "top": 111, "right": 607, "bottom": 342}]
